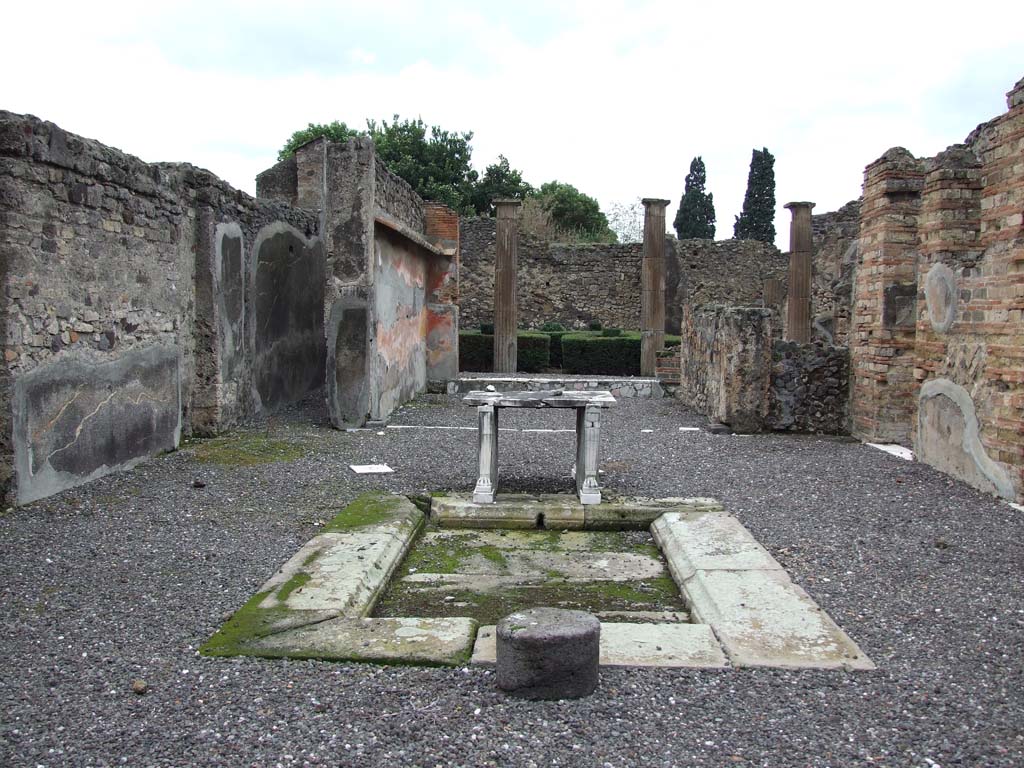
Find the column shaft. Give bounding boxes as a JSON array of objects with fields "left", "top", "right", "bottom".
[
  {"left": 641, "top": 198, "right": 670, "bottom": 376},
  {"left": 493, "top": 200, "right": 521, "bottom": 373},
  {"left": 784, "top": 202, "right": 815, "bottom": 343}
]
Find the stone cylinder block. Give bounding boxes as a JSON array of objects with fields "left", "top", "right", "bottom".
[{"left": 496, "top": 608, "right": 600, "bottom": 700}]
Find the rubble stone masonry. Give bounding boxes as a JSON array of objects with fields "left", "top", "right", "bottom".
[
  {"left": 458, "top": 217, "right": 785, "bottom": 332},
  {"left": 0, "top": 111, "right": 321, "bottom": 504}
]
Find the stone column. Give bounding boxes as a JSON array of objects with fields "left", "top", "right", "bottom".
[
  {"left": 493, "top": 199, "right": 521, "bottom": 373},
  {"left": 641, "top": 198, "right": 670, "bottom": 376},
  {"left": 784, "top": 202, "right": 815, "bottom": 343}
]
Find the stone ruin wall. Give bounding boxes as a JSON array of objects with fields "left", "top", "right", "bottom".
[
  {"left": 0, "top": 112, "right": 324, "bottom": 504},
  {"left": 458, "top": 216, "right": 784, "bottom": 332},
  {"left": 851, "top": 77, "right": 1024, "bottom": 503},
  {"left": 258, "top": 136, "right": 459, "bottom": 428},
  {"left": 677, "top": 305, "right": 849, "bottom": 434},
  {"left": 808, "top": 199, "right": 860, "bottom": 346}
]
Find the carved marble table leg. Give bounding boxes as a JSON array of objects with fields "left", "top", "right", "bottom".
[
  {"left": 575, "top": 404, "right": 602, "bottom": 505},
  {"left": 473, "top": 404, "right": 499, "bottom": 503}
]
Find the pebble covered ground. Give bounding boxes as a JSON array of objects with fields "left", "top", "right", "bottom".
[{"left": 1, "top": 391, "right": 1022, "bottom": 767}]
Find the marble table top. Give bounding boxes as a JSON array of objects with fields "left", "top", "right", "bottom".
[{"left": 462, "top": 389, "right": 616, "bottom": 408}]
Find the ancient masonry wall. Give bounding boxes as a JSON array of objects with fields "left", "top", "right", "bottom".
[
  {"left": 851, "top": 77, "right": 1023, "bottom": 503},
  {"left": 769, "top": 340, "right": 850, "bottom": 433},
  {"left": 677, "top": 305, "right": 850, "bottom": 434},
  {"left": 458, "top": 217, "right": 785, "bottom": 332},
  {"left": 257, "top": 137, "right": 458, "bottom": 428},
  {"left": 677, "top": 305, "right": 774, "bottom": 433},
  {"left": 0, "top": 111, "right": 322, "bottom": 504},
  {"left": 809, "top": 199, "right": 861, "bottom": 346}
]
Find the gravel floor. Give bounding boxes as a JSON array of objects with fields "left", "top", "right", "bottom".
[{"left": 1, "top": 390, "right": 1022, "bottom": 767}]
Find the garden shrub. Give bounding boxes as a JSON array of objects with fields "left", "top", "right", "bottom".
[
  {"left": 561, "top": 332, "right": 681, "bottom": 375},
  {"left": 458, "top": 331, "right": 550, "bottom": 373}
]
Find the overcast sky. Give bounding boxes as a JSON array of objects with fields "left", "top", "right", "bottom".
[{"left": 2, "top": 0, "right": 1022, "bottom": 248}]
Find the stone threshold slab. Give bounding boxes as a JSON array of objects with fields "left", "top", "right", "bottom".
[
  {"left": 471, "top": 622, "right": 727, "bottom": 668},
  {"left": 651, "top": 511, "right": 875, "bottom": 671},
  {"left": 250, "top": 616, "right": 478, "bottom": 667},
  {"left": 432, "top": 493, "right": 723, "bottom": 531},
  {"left": 201, "top": 493, "right": 428, "bottom": 660}
]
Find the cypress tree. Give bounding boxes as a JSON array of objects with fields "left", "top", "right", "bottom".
[
  {"left": 673, "top": 156, "right": 716, "bottom": 239},
  {"left": 733, "top": 148, "right": 776, "bottom": 243}
]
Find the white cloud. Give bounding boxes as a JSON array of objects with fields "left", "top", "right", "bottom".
[{"left": 1, "top": 0, "right": 1021, "bottom": 248}]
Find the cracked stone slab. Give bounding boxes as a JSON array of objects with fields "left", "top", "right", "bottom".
[
  {"left": 651, "top": 510, "right": 783, "bottom": 582},
  {"left": 257, "top": 530, "right": 414, "bottom": 616},
  {"left": 472, "top": 622, "right": 727, "bottom": 668},
  {"left": 432, "top": 494, "right": 584, "bottom": 529},
  {"left": 586, "top": 496, "right": 724, "bottom": 530},
  {"left": 400, "top": 545, "right": 666, "bottom": 590},
  {"left": 684, "top": 569, "right": 875, "bottom": 670},
  {"left": 251, "top": 616, "right": 478, "bottom": 666},
  {"left": 432, "top": 493, "right": 724, "bottom": 531}
]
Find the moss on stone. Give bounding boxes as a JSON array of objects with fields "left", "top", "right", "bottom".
[
  {"left": 374, "top": 577, "right": 685, "bottom": 626},
  {"left": 398, "top": 532, "right": 483, "bottom": 574},
  {"left": 477, "top": 545, "right": 508, "bottom": 568},
  {"left": 199, "top": 590, "right": 295, "bottom": 656},
  {"left": 276, "top": 571, "right": 312, "bottom": 602},
  {"left": 188, "top": 434, "right": 307, "bottom": 466},
  {"left": 320, "top": 492, "right": 409, "bottom": 533}
]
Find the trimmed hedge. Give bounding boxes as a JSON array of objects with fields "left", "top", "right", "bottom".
[
  {"left": 561, "top": 331, "right": 681, "bottom": 375},
  {"left": 545, "top": 331, "right": 568, "bottom": 368},
  {"left": 459, "top": 331, "right": 551, "bottom": 373}
]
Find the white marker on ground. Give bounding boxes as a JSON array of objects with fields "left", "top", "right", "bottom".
[
  {"left": 866, "top": 443, "right": 915, "bottom": 461},
  {"left": 349, "top": 464, "right": 394, "bottom": 474}
]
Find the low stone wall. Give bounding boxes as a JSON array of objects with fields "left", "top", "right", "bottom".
[
  {"left": 459, "top": 217, "right": 785, "bottom": 333},
  {"left": 677, "top": 305, "right": 850, "bottom": 434},
  {"left": 678, "top": 306, "right": 774, "bottom": 433},
  {"left": 374, "top": 161, "right": 424, "bottom": 233},
  {"left": 769, "top": 341, "right": 849, "bottom": 433}
]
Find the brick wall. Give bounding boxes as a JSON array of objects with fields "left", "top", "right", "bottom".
[{"left": 850, "top": 76, "right": 1024, "bottom": 503}]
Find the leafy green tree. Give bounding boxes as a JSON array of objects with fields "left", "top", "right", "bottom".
[
  {"left": 733, "top": 148, "right": 776, "bottom": 243},
  {"left": 673, "top": 156, "right": 716, "bottom": 239},
  {"left": 278, "top": 115, "right": 479, "bottom": 214},
  {"left": 532, "top": 181, "right": 616, "bottom": 243},
  {"left": 470, "top": 155, "right": 533, "bottom": 214},
  {"left": 367, "top": 115, "right": 479, "bottom": 215},
  {"left": 278, "top": 121, "right": 363, "bottom": 161}
]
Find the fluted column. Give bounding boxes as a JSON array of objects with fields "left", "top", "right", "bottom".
[
  {"left": 641, "top": 198, "right": 669, "bottom": 376},
  {"left": 493, "top": 199, "right": 521, "bottom": 373},
  {"left": 784, "top": 201, "right": 815, "bottom": 343}
]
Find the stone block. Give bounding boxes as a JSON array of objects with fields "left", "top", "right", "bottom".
[
  {"left": 651, "top": 510, "right": 782, "bottom": 582},
  {"left": 432, "top": 493, "right": 583, "bottom": 530},
  {"left": 251, "top": 617, "right": 478, "bottom": 666},
  {"left": 585, "top": 496, "right": 723, "bottom": 530},
  {"left": 496, "top": 608, "right": 600, "bottom": 699},
  {"left": 684, "top": 569, "right": 874, "bottom": 670},
  {"left": 257, "top": 498, "right": 423, "bottom": 618}
]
